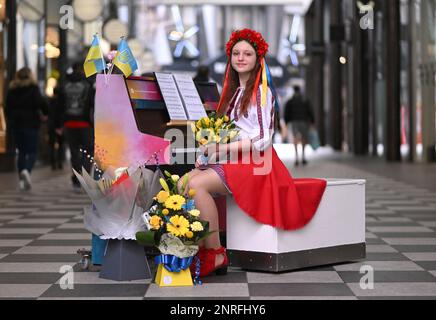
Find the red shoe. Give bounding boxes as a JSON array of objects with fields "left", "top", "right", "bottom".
[{"left": 190, "top": 247, "right": 228, "bottom": 277}]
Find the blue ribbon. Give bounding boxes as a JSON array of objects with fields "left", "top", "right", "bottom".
[
  {"left": 193, "top": 256, "right": 202, "bottom": 285},
  {"left": 155, "top": 254, "right": 194, "bottom": 273},
  {"left": 264, "top": 62, "right": 280, "bottom": 113}
]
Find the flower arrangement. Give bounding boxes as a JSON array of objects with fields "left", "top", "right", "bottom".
[
  {"left": 136, "top": 171, "right": 212, "bottom": 285},
  {"left": 191, "top": 112, "right": 239, "bottom": 166}
]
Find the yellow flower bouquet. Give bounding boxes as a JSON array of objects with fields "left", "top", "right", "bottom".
[
  {"left": 191, "top": 112, "right": 239, "bottom": 166},
  {"left": 136, "top": 171, "right": 211, "bottom": 286}
]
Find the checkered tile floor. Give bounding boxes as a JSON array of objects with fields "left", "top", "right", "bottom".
[{"left": 1, "top": 151, "right": 436, "bottom": 300}]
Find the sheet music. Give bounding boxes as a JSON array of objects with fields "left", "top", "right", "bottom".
[
  {"left": 173, "top": 74, "right": 208, "bottom": 120},
  {"left": 155, "top": 72, "right": 187, "bottom": 120}
]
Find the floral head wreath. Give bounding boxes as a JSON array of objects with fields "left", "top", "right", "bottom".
[
  {"left": 225, "top": 28, "right": 269, "bottom": 58},
  {"left": 218, "top": 29, "right": 279, "bottom": 114}
]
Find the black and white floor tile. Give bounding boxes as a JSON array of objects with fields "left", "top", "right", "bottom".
[{"left": 0, "top": 157, "right": 436, "bottom": 300}]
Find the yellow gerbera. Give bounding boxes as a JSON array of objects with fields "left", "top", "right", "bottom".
[
  {"left": 164, "top": 195, "right": 186, "bottom": 211},
  {"left": 156, "top": 190, "right": 169, "bottom": 203},
  {"left": 149, "top": 215, "right": 163, "bottom": 230},
  {"left": 167, "top": 215, "right": 190, "bottom": 237},
  {"left": 190, "top": 221, "right": 204, "bottom": 232}
]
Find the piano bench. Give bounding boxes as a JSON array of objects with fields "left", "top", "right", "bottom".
[{"left": 225, "top": 179, "right": 367, "bottom": 272}]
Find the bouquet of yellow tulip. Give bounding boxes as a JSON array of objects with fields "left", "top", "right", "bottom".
[
  {"left": 191, "top": 112, "right": 239, "bottom": 146},
  {"left": 136, "top": 171, "right": 211, "bottom": 286}
]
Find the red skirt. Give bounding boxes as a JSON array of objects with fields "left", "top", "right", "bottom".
[{"left": 222, "top": 147, "right": 327, "bottom": 231}]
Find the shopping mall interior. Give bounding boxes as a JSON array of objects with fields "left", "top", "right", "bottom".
[{"left": 0, "top": 0, "right": 436, "bottom": 301}]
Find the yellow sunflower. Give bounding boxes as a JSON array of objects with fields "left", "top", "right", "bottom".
[
  {"left": 164, "top": 195, "right": 186, "bottom": 211},
  {"left": 167, "top": 215, "right": 190, "bottom": 237}
]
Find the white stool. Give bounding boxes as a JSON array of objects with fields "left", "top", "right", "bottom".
[{"left": 226, "top": 179, "right": 366, "bottom": 272}]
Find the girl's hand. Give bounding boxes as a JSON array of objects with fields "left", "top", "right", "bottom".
[
  {"left": 206, "top": 143, "right": 218, "bottom": 158},
  {"left": 199, "top": 144, "right": 208, "bottom": 156}
]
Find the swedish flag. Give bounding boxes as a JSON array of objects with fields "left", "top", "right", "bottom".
[
  {"left": 113, "top": 38, "right": 138, "bottom": 78},
  {"left": 83, "top": 35, "right": 105, "bottom": 78}
]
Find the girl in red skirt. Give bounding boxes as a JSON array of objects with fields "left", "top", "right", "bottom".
[{"left": 180, "top": 29, "right": 326, "bottom": 277}]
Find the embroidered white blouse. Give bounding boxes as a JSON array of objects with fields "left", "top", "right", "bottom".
[{"left": 226, "top": 87, "right": 275, "bottom": 152}]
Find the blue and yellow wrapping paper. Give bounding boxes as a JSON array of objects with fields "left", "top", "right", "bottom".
[{"left": 154, "top": 254, "right": 194, "bottom": 287}]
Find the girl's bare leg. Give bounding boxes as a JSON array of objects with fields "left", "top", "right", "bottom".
[
  {"left": 178, "top": 169, "right": 229, "bottom": 266},
  {"left": 190, "top": 169, "right": 228, "bottom": 246},
  {"left": 177, "top": 168, "right": 204, "bottom": 195},
  {"left": 191, "top": 169, "right": 229, "bottom": 267}
]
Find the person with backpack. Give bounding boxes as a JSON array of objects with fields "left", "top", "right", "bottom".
[{"left": 58, "top": 62, "right": 95, "bottom": 191}]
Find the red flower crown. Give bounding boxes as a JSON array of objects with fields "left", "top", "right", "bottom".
[{"left": 225, "top": 28, "right": 268, "bottom": 58}]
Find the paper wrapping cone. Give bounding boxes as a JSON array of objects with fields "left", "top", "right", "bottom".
[{"left": 74, "top": 167, "right": 164, "bottom": 240}]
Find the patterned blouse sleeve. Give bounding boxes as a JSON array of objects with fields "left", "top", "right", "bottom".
[{"left": 251, "top": 87, "right": 275, "bottom": 152}]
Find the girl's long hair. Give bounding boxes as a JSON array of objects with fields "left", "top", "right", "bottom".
[{"left": 218, "top": 59, "right": 262, "bottom": 117}]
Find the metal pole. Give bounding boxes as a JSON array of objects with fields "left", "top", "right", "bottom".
[
  {"left": 384, "top": 0, "right": 401, "bottom": 161},
  {"left": 329, "top": 0, "right": 343, "bottom": 151}
]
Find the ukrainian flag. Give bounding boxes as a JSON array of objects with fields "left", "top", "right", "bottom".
[
  {"left": 83, "top": 35, "right": 105, "bottom": 78},
  {"left": 113, "top": 38, "right": 138, "bottom": 78}
]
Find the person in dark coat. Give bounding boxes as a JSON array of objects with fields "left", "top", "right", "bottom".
[
  {"left": 284, "top": 86, "right": 315, "bottom": 166},
  {"left": 5, "top": 67, "right": 48, "bottom": 190}
]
